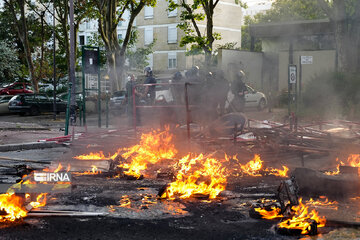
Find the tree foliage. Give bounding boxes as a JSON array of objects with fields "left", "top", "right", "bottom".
[
  {"left": 169, "top": 0, "right": 245, "bottom": 66},
  {"left": 91, "top": 0, "right": 156, "bottom": 92},
  {"left": 254, "top": 0, "right": 326, "bottom": 23},
  {"left": 0, "top": 41, "right": 20, "bottom": 84}
]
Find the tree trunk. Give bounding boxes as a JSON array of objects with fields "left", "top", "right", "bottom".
[{"left": 6, "top": 0, "right": 38, "bottom": 91}]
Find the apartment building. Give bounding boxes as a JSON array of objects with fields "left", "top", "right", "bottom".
[
  {"left": 136, "top": 0, "right": 243, "bottom": 73},
  {"left": 78, "top": 0, "right": 243, "bottom": 75}
]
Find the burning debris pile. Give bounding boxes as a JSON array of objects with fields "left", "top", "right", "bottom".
[
  {"left": 325, "top": 154, "right": 360, "bottom": 176},
  {"left": 250, "top": 179, "right": 328, "bottom": 236},
  {"left": 159, "top": 154, "right": 227, "bottom": 200},
  {"left": 226, "top": 154, "right": 289, "bottom": 177},
  {"left": 0, "top": 192, "right": 47, "bottom": 222}
]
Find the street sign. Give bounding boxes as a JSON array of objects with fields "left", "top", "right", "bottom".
[
  {"left": 301, "top": 56, "right": 313, "bottom": 64},
  {"left": 289, "top": 65, "right": 297, "bottom": 84}
]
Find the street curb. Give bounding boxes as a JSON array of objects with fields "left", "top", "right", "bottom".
[
  {"left": 0, "top": 142, "right": 65, "bottom": 152},
  {"left": 0, "top": 127, "right": 51, "bottom": 131}
]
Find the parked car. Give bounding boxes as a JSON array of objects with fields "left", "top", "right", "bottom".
[
  {"left": 0, "top": 95, "right": 14, "bottom": 114},
  {"left": 8, "top": 93, "right": 67, "bottom": 116},
  {"left": 226, "top": 85, "right": 267, "bottom": 111},
  {"left": 0, "top": 82, "right": 33, "bottom": 95},
  {"left": 110, "top": 90, "right": 126, "bottom": 115}
]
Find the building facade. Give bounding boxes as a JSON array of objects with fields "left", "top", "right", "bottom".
[
  {"left": 136, "top": 0, "right": 243, "bottom": 74},
  {"left": 78, "top": 1, "right": 243, "bottom": 80}
]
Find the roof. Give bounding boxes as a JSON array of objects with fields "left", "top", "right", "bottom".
[{"left": 249, "top": 19, "right": 334, "bottom": 38}]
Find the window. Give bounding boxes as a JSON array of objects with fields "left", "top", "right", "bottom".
[
  {"left": 12, "top": 84, "right": 23, "bottom": 90},
  {"left": 144, "top": 28, "right": 153, "bottom": 45},
  {"left": 144, "top": 6, "right": 153, "bottom": 19},
  {"left": 86, "top": 36, "right": 91, "bottom": 45},
  {"left": 168, "top": 25, "right": 177, "bottom": 43},
  {"left": 86, "top": 21, "right": 90, "bottom": 29},
  {"left": 168, "top": 52, "right": 177, "bottom": 69},
  {"left": 118, "top": 34, "right": 123, "bottom": 40},
  {"left": 79, "top": 36, "right": 85, "bottom": 45},
  {"left": 168, "top": 0, "right": 178, "bottom": 17}
]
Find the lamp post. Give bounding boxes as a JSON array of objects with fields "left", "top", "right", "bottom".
[
  {"left": 69, "top": 0, "right": 76, "bottom": 124},
  {"left": 52, "top": 0, "right": 56, "bottom": 120}
]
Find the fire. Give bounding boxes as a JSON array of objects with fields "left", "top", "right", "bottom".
[
  {"left": 54, "top": 163, "right": 62, "bottom": 173},
  {"left": 277, "top": 198, "right": 326, "bottom": 235},
  {"left": 324, "top": 155, "right": 360, "bottom": 175},
  {"left": 0, "top": 193, "right": 27, "bottom": 222},
  {"left": 160, "top": 154, "right": 227, "bottom": 200},
  {"left": 266, "top": 166, "right": 289, "bottom": 177},
  {"left": 119, "top": 195, "right": 131, "bottom": 208},
  {"left": 230, "top": 154, "right": 289, "bottom": 177},
  {"left": 324, "top": 164, "right": 340, "bottom": 175},
  {"left": 347, "top": 154, "right": 360, "bottom": 167},
  {"left": 240, "top": 154, "right": 263, "bottom": 176},
  {"left": 254, "top": 205, "right": 283, "bottom": 219},
  {"left": 29, "top": 193, "right": 47, "bottom": 209},
  {"left": 306, "top": 196, "right": 338, "bottom": 210},
  {"left": 119, "top": 127, "right": 177, "bottom": 179},
  {"left": 74, "top": 151, "right": 111, "bottom": 160},
  {"left": 75, "top": 165, "right": 102, "bottom": 175}
]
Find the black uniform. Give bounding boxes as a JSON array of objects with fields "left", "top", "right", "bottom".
[
  {"left": 144, "top": 75, "right": 156, "bottom": 103},
  {"left": 230, "top": 78, "right": 247, "bottom": 112}
]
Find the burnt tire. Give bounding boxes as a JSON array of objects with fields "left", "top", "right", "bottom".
[
  {"left": 257, "top": 98, "right": 266, "bottom": 111},
  {"left": 30, "top": 105, "right": 40, "bottom": 116}
]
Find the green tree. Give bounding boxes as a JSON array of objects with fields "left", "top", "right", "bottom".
[
  {"left": 316, "top": 0, "right": 360, "bottom": 73},
  {"left": 169, "top": 0, "right": 245, "bottom": 66},
  {"left": 0, "top": 41, "right": 20, "bottom": 84},
  {"left": 254, "top": 0, "right": 326, "bottom": 23},
  {"left": 91, "top": 0, "right": 156, "bottom": 92},
  {"left": 240, "top": 16, "right": 262, "bottom": 51}
]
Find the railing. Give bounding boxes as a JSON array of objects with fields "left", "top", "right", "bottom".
[{"left": 132, "top": 82, "right": 199, "bottom": 139}]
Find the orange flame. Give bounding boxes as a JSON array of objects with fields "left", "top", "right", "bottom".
[
  {"left": 254, "top": 205, "right": 283, "bottom": 219},
  {"left": 240, "top": 154, "right": 263, "bottom": 176},
  {"left": 119, "top": 127, "right": 177, "bottom": 179},
  {"left": 348, "top": 154, "right": 360, "bottom": 167},
  {"left": 306, "top": 196, "right": 338, "bottom": 210},
  {"left": 278, "top": 198, "right": 326, "bottom": 235},
  {"left": 54, "top": 163, "right": 62, "bottom": 173},
  {"left": 231, "top": 154, "right": 288, "bottom": 177},
  {"left": 74, "top": 151, "right": 111, "bottom": 160},
  {"left": 29, "top": 193, "right": 47, "bottom": 209},
  {"left": 325, "top": 155, "right": 360, "bottom": 175},
  {"left": 0, "top": 193, "right": 27, "bottom": 222},
  {"left": 119, "top": 195, "right": 131, "bottom": 208},
  {"left": 266, "top": 166, "right": 289, "bottom": 177},
  {"left": 161, "top": 154, "right": 227, "bottom": 199}
]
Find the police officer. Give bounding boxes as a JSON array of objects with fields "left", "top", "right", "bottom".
[
  {"left": 230, "top": 70, "right": 247, "bottom": 112},
  {"left": 125, "top": 74, "right": 141, "bottom": 125},
  {"left": 143, "top": 67, "right": 156, "bottom": 104}
]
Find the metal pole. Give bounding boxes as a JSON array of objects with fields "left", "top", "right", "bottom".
[
  {"left": 133, "top": 85, "right": 136, "bottom": 131},
  {"left": 185, "top": 83, "right": 190, "bottom": 141},
  {"left": 81, "top": 46, "right": 86, "bottom": 126},
  {"left": 52, "top": 0, "right": 56, "bottom": 120},
  {"left": 299, "top": 56, "right": 302, "bottom": 106},
  {"left": 69, "top": 0, "right": 76, "bottom": 123},
  {"left": 65, "top": 82, "right": 72, "bottom": 136},
  {"left": 106, "top": 91, "right": 109, "bottom": 128},
  {"left": 97, "top": 47, "right": 101, "bottom": 128}
]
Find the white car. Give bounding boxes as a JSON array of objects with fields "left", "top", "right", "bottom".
[{"left": 226, "top": 85, "right": 267, "bottom": 111}]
